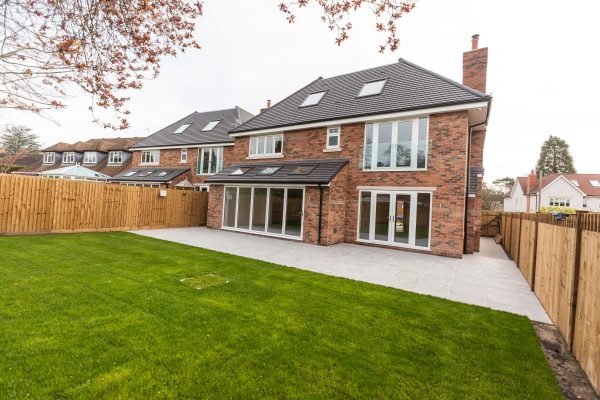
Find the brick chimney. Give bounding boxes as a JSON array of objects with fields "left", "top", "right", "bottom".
[
  {"left": 259, "top": 99, "right": 272, "bottom": 113},
  {"left": 462, "top": 34, "right": 488, "bottom": 93},
  {"left": 525, "top": 169, "right": 536, "bottom": 211}
]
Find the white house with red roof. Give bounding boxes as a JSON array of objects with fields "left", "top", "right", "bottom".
[{"left": 504, "top": 170, "right": 600, "bottom": 212}]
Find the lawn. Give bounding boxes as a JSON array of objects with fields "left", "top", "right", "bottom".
[{"left": 0, "top": 233, "right": 561, "bottom": 399}]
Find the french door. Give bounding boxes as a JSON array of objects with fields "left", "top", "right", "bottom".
[{"left": 358, "top": 190, "right": 431, "bottom": 249}]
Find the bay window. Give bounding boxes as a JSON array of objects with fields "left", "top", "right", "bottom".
[
  {"left": 363, "top": 117, "right": 428, "bottom": 171},
  {"left": 197, "top": 147, "right": 223, "bottom": 175},
  {"left": 249, "top": 134, "right": 283, "bottom": 157}
]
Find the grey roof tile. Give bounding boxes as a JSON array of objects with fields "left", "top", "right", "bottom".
[{"left": 110, "top": 167, "right": 189, "bottom": 182}]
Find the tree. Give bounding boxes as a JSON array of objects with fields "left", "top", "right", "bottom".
[
  {"left": 482, "top": 182, "right": 504, "bottom": 211},
  {"left": 492, "top": 176, "right": 516, "bottom": 193},
  {"left": 1, "top": 1, "right": 416, "bottom": 129},
  {"left": 535, "top": 135, "right": 576, "bottom": 176},
  {"left": 0, "top": 149, "right": 28, "bottom": 173},
  {"left": 0, "top": 125, "right": 41, "bottom": 154}
]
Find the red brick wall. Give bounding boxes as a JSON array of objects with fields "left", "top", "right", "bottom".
[
  {"left": 465, "top": 128, "right": 486, "bottom": 253},
  {"left": 219, "top": 111, "right": 470, "bottom": 257},
  {"left": 463, "top": 47, "right": 488, "bottom": 93}
]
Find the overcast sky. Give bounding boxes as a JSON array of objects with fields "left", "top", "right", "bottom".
[{"left": 2, "top": 0, "right": 599, "bottom": 181}]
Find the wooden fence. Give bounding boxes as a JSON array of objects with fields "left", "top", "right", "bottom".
[
  {"left": 501, "top": 212, "right": 600, "bottom": 393},
  {"left": 0, "top": 174, "right": 208, "bottom": 234},
  {"left": 481, "top": 211, "right": 501, "bottom": 237}
]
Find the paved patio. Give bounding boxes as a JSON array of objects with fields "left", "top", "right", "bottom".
[{"left": 133, "top": 227, "right": 551, "bottom": 323}]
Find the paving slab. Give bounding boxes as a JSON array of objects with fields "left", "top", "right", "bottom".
[{"left": 132, "top": 227, "right": 551, "bottom": 323}]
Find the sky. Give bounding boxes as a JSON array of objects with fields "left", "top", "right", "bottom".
[{"left": 2, "top": 0, "right": 599, "bottom": 182}]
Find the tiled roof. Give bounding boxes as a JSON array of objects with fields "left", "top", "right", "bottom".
[
  {"left": 131, "top": 107, "right": 254, "bottom": 149},
  {"left": 231, "top": 59, "right": 490, "bottom": 133},
  {"left": 517, "top": 173, "right": 600, "bottom": 197},
  {"left": 207, "top": 158, "right": 349, "bottom": 184},
  {"left": 110, "top": 167, "right": 189, "bottom": 183},
  {"left": 42, "top": 137, "right": 143, "bottom": 153}
]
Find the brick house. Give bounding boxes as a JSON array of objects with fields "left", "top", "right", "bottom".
[
  {"left": 112, "top": 107, "right": 254, "bottom": 189},
  {"left": 205, "top": 36, "right": 491, "bottom": 258}
]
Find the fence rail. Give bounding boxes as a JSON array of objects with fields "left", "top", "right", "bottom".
[
  {"left": 0, "top": 174, "right": 208, "bottom": 234},
  {"left": 501, "top": 211, "right": 600, "bottom": 394}
]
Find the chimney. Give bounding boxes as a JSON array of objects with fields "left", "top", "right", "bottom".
[
  {"left": 462, "top": 34, "right": 488, "bottom": 93},
  {"left": 260, "top": 99, "right": 272, "bottom": 113},
  {"left": 526, "top": 169, "right": 536, "bottom": 211}
]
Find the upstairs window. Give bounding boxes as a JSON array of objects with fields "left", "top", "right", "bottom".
[
  {"left": 173, "top": 124, "right": 191, "bottom": 134},
  {"left": 83, "top": 152, "right": 97, "bottom": 164},
  {"left": 326, "top": 127, "right": 340, "bottom": 150},
  {"left": 197, "top": 147, "right": 223, "bottom": 175},
  {"left": 62, "top": 152, "right": 75, "bottom": 164},
  {"left": 358, "top": 79, "right": 387, "bottom": 97},
  {"left": 300, "top": 91, "right": 326, "bottom": 107},
  {"left": 201, "top": 120, "right": 221, "bottom": 131},
  {"left": 249, "top": 134, "right": 283, "bottom": 157},
  {"left": 363, "top": 117, "right": 428, "bottom": 171},
  {"left": 140, "top": 150, "right": 159, "bottom": 165},
  {"left": 43, "top": 152, "right": 55, "bottom": 164},
  {"left": 108, "top": 151, "right": 123, "bottom": 164},
  {"left": 180, "top": 148, "right": 188, "bottom": 163}
]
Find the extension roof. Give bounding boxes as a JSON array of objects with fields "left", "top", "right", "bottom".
[
  {"left": 110, "top": 167, "right": 190, "bottom": 183},
  {"left": 131, "top": 107, "right": 254, "bottom": 149},
  {"left": 231, "top": 59, "right": 490, "bottom": 134},
  {"left": 39, "top": 165, "right": 110, "bottom": 179}
]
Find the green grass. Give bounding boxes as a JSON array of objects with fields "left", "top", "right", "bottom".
[{"left": 0, "top": 233, "right": 561, "bottom": 399}]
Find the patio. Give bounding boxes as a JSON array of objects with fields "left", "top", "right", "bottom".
[{"left": 133, "top": 227, "right": 550, "bottom": 323}]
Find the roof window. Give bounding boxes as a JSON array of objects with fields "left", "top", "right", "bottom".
[
  {"left": 123, "top": 171, "right": 137, "bottom": 177},
  {"left": 258, "top": 166, "right": 280, "bottom": 175},
  {"left": 138, "top": 170, "right": 155, "bottom": 177},
  {"left": 300, "top": 91, "right": 326, "bottom": 107},
  {"left": 230, "top": 167, "right": 251, "bottom": 175},
  {"left": 357, "top": 79, "right": 387, "bottom": 97},
  {"left": 201, "top": 120, "right": 221, "bottom": 131},
  {"left": 570, "top": 179, "right": 579, "bottom": 186},
  {"left": 173, "top": 124, "right": 191, "bottom": 134},
  {"left": 156, "top": 171, "right": 169, "bottom": 177},
  {"left": 290, "top": 165, "right": 316, "bottom": 175},
  {"left": 590, "top": 180, "right": 600, "bottom": 187}
]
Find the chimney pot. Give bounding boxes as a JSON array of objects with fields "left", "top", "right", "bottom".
[
  {"left": 267, "top": 99, "right": 271, "bottom": 108},
  {"left": 471, "top": 34, "right": 480, "bottom": 50}
]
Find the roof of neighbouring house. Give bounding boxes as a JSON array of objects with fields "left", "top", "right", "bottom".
[
  {"left": 516, "top": 173, "right": 600, "bottom": 197},
  {"left": 42, "top": 137, "right": 143, "bottom": 153},
  {"left": 206, "top": 158, "right": 349, "bottom": 184},
  {"left": 130, "top": 107, "right": 254, "bottom": 149},
  {"left": 39, "top": 164, "right": 110, "bottom": 179},
  {"left": 230, "top": 59, "right": 491, "bottom": 134},
  {"left": 110, "top": 167, "right": 190, "bottom": 183},
  {"left": 0, "top": 152, "right": 43, "bottom": 167}
]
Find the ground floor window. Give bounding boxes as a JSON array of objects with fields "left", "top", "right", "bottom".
[
  {"left": 222, "top": 186, "right": 304, "bottom": 238},
  {"left": 357, "top": 190, "right": 432, "bottom": 249},
  {"left": 549, "top": 197, "right": 570, "bottom": 207}
]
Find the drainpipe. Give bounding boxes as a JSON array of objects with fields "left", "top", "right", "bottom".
[
  {"left": 464, "top": 119, "right": 488, "bottom": 253},
  {"left": 317, "top": 184, "right": 323, "bottom": 245}
]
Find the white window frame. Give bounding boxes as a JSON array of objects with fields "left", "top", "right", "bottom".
[
  {"left": 196, "top": 147, "right": 223, "bottom": 175},
  {"left": 43, "top": 152, "right": 55, "bottom": 164},
  {"left": 62, "top": 152, "right": 75, "bottom": 164},
  {"left": 194, "top": 184, "right": 210, "bottom": 192},
  {"left": 248, "top": 134, "right": 283, "bottom": 158},
  {"left": 108, "top": 151, "right": 123, "bottom": 165},
  {"left": 83, "top": 152, "right": 97, "bottom": 164},
  {"left": 325, "top": 126, "right": 341, "bottom": 151},
  {"left": 362, "top": 117, "right": 428, "bottom": 171},
  {"left": 221, "top": 185, "right": 305, "bottom": 240},
  {"left": 549, "top": 197, "right": 571, "bottom": 207},
  {"left": 180, "top": 148, "right": 188, "bottom": 163},
  {"left": 140, "top": 150, "right": 159, "bottom": 165}
]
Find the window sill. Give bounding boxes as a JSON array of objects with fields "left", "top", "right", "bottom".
[
  {"left": 361, "top": 167, "right": 428, "bottom": 172},
  {"left": 179, "top": 161, "right": 188, "bottom": 164},
  {"left": 323, "top": 148, "right": 341, "bottom": 153},
  {"left": 246, "top": 154, "right": 284, "bottom": 160},
  {"left": 140, "top": 163, "right": 159, "bottom": 166}
]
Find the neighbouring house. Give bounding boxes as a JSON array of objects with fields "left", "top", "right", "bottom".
[
  {"left": 0, "top": 152, "right": 43, "bottom": 173},
  {"left": 504, "top": 170, "right": 600, "bottom": 212},
  {"left": 112, "top": 107, "right": 254, "bottom": 190},
  {"left": 17, "top": 137, "right": 143, "bottom": 180},
  {"left": 204, "top": 35, "right": 491, "bottom": 258}
]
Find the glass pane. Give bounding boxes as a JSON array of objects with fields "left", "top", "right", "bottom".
[
  {"left": 258, "top": 136, "right": 265, "bottom": 155},
  {"left": 328, "top": 134, "right": 339, "bottom": 147},
  {"left": 250, "top": 138, "right": 257, "bottom": 155},
  {"left": 209, "top": 148, "right": 217, "bottom": 174},
  {"left": 396, "top": 121, "right": 412, "bottom": 167},
  {"left": 416, "top": 193, "right": 431, "bottom": 247},
  {"left": 223, "top": 187, "right": 237, "bottom": 228},
  {"left": 237, "top": 188, "right": 251, "bottom": 230},
  {"left": 377, "top": 123, "right": 392, "bottom": 168},
  {"left": 202, "top": 149, "right": 210, "bottom": 173},
  {"left": 393, "top": 194, "right": 411, "bottom": 244},
  {"left": 417, "top": 118, "right": 428, "bottom": 169},
  {"left": 274, "top": 136, "right": 282, "bottom": 153},
  {"left": 359, "top": 192, "right": 371, "bottom": 240},
  {"left": 364, "top": 124, "right": 373, "bottom": 170},
  {"left": 216, "top": 148, "right": 223, "bottom": 172},
  {"left": 284, "top": 189, "right": 303, "bottom": 237},
  {"left": 268, "top": 188, "right": 285, "bottom": 234},
  {"left": 251, "top": 188, "right": 267, "bottom": 232},
  {"left": 374, "top": 193, "right": 390, "bottom": 241},
  {"left": 266, "top": 136, "right": 274, "bottom": 154}
]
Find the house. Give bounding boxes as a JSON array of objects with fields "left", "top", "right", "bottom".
[
  {"left": 0, "top": 152, "right": 43, "bottom": 173},
  {"left": 112, "top": 107, "right": 254, "bottom": 190},
  {"left": 17, "top": 137, "right": 143, "bottom": 180},
  {"left": 504, "top": 170, "right": 600, "bottom": 212},
  {"left": 204, "top": 35, "right": 491, "bottom": 258}
]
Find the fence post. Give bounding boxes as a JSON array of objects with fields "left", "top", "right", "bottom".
[
  {"left": 567, "top": 211, "right": 586, "bottom": 350},
  {"left": 530, "top": 212, "right": 540, "bottom": 291}
]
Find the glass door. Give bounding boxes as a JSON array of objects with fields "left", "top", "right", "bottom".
[
  {"left": 373, "top": 193, "right": 391, "bottom": 241},
  {"left": 393, "top": 194, "right": 411, "bottom": 244}
]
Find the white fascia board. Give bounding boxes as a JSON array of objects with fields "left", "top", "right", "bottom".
[
  {"left": 129, "top": 143, "right": 234, "bottom": 151},
  {"left": 542, "top": 175, "right": 587, "bottom": 197},
  {"left": 230, "top": 102, "right": 489, "bottom": 137}
]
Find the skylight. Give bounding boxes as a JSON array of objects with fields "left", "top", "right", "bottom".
[
  {"left": 570, "top": 179, "right": 580, "bottom": 186},
  {"left": 290, "top": 165, "right": 315, "bottom": 175},
  {"left": 357, "top": 79, "right": 387, "bottom": 97},
  {"left": 230, "top": 167, "right": 251, "bottom": 175},
  {"left": 201, "top": 120, "right": 221, "bottom": 131},
  {"left": 258, "top": 166, "right": 280, "bottom": 175},
  {"left": 138, "top": 170, "right": 155, "bottom": 177},
  {"left": 300, "top": 91, "right": 326, "bottom": 107},
  {"left": 590, "top": 180, "right": 600, "bottom": 187},
  {"left": 173, "top": 123, "right": 191, "bottom": 134},
  {"left": 123, "top": 170, "right": 137, "bottom": 177},
  {"left": 156, "top": 171, "right": 169, "bottom": 177}
]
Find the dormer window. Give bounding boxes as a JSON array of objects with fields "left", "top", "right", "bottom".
[
  {"left": 201, "top": 120, "right": 220, "bottom": 131},
  {"left": 300, "top": 91, "right": 326, "bottom": 107},
  {"left": 43, "top": 152, "right": 55, "bottom": 164},
  {"left": 173, "top": 123, "right": 191, "bottom": 134},
  {"left": 83, "top": 152, "right": 97, "bottom": 164},
  {"left": 62, "top": 152, "right": 75, "bottom": 164},
  {"left": 108, "top": 151, "right": 123, "bottom": 164},
  {"left": 357, "top": 79, "right": 387, "bottom": 97}
]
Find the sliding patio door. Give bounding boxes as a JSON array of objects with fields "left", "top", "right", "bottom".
[{"left": 358, "top": 190, "right": 431, "bottom": 249}]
